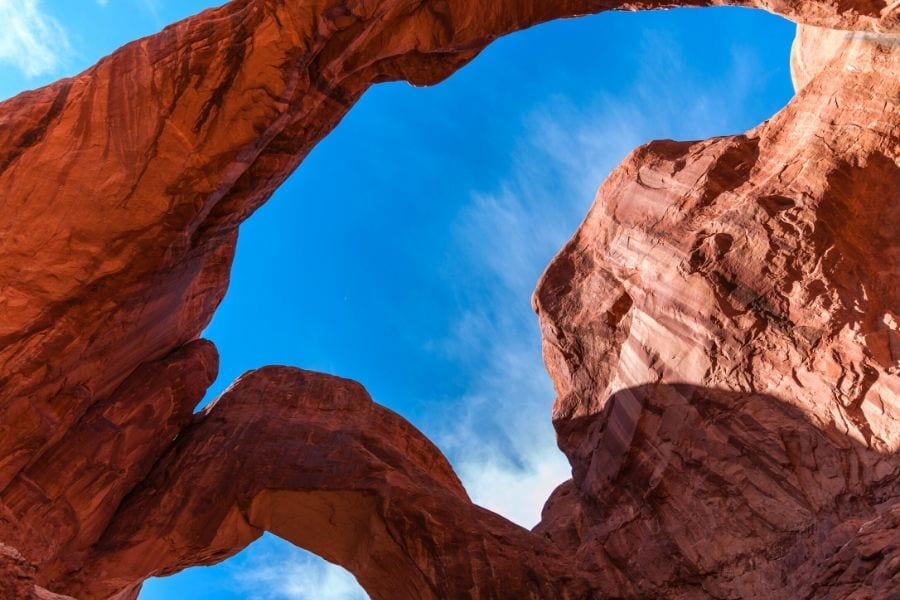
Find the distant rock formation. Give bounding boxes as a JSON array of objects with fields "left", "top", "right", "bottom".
[{"left": 0, "top": 0, "right": 896, "bottom": 598}]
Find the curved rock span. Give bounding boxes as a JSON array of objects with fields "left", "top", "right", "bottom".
[{"left": 0, "top": 0, "right": 897, "bottom": 598}]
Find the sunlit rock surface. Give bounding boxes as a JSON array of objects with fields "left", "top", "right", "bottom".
[
  {"left": 0, "top": 0, "right": 896, "bottom": 598},
  {"left": 532, "top": 24, "right": 900, "bottom": 598}
]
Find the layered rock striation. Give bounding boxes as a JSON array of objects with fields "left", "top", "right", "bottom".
[{"left": 0, "top": 0, "right": 897, "bottom": 598}]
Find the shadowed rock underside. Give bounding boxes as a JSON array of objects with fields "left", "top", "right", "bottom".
[{"left": 0, "top": 0, "right": 897, "bottom": 598}]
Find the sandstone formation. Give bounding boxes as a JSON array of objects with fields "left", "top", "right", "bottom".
[
  {"left": 58, "top": 368, "right": 611, "bottom": 600},
  {"left": 531, "top": 24, "right": 900, "bottom": 598},
  {"left": 0, "top": 544, "right": 74, "bottom": 600},
  {"left": 0, "top": 0, "right": 897, "bottom": 598}
]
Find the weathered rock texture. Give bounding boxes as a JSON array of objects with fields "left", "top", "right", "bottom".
[
  {"left": 531, "top": 24, "right": 900, "bottom": 598},
  {"left": 0, "top": 0, "right": 897, "bottom": 598}
]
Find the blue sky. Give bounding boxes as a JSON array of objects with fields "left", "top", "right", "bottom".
[{"left": 0, "top": 1, "right": 795, "bottom": 598}]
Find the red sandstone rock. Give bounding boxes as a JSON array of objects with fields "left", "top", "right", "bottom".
[
  {"left": 0, "top": 341, "right": 217, "bottom": 571},
  {"left": 58, "top": 368, "right": 613, "bottom": 600},
  {"left": 0, "top": 544, "right": 75, "bottom": 600},
  {"left": 532, "top": 24, "right": 900, "bottom": 598},
  {"left": 0, "top": 0, "right": 897, "bottom": 598}
]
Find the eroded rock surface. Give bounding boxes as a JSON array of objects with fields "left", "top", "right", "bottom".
[
  {"left": 0, "top": 544, "right": 75, "bottom": 600},
  {"left": 0, "top": 0, "right": 897, "bottom": 598},
  {"left": 533, "top": 24, "right": 900, "bottom": 598},
  {"left": 61, "top": 367, "right": 615, "bottom": 600}
]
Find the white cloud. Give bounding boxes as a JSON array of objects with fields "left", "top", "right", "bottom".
[
  {"left": 0, "top": 0, "right": 70, "bottom": 77},
  {"left": 233, "top": 538, "right": 368, "bottom": 600}
]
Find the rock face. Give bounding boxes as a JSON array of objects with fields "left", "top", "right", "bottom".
[
  {"left": 0, "top": 0, "right": 897, "bottom": 599},
  {"left": 532, "top": 24, "right": 900, "bottom": 598},
  {"left": 0, "top": 544, "right": 76, "bottom": 600}
]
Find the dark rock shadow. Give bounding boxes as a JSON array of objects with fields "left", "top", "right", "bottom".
[{"left": 539, "top": 382, "right": 900, "bottom": 599}]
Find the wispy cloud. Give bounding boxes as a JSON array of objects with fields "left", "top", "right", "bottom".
[
  {"left": 0, "top": 0, "right": 70, "bottom": 77},
  {"left": 95, "top": 0, "right": 163, "bottom": 23},
  {"left": 435, "top": 98, "right": 642, "bottom": 528},
  {"left": 137, "top": 0, "right": 162, "bottom": 22},
  {"left": 436, "top": 25, "right": 779, "bottom": 529},
  {"left": 233, "top": 536, "right": 368, "bottom": 600}
]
